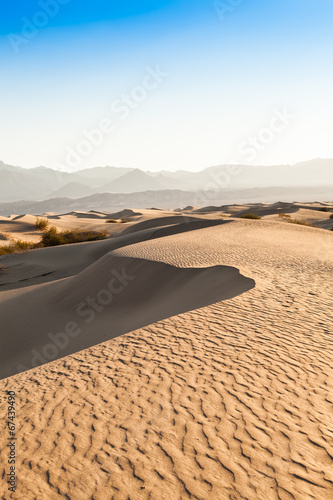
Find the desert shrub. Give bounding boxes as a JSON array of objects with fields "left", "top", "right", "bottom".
[
  {"left": 35, "top": 217, "right": 49, "bottom": 230},
  {"left": 319, "top": 207, "right": 329, "bottom": 212},
  {"left": 287, "top": 218, "right": 312, "bottom": 227},
  {"left": 0, "top": 228, "right": 109, "bottom": 256},
  {"left": 41, "top": 227, "right": 108, "bottom": 247},
  {"left": 0, "top": 245, "right": 16, "bottom": 256},
  {"left": 0, "top": 240, "right": 35, "bottom": 256},
  {"left": 120, "top": 217, "right": 133, "bottom": 223},
  {"left": 106, "top": 219, "right": 119, "bottom": 223},
  {"left": 41, "top": 226, "right": 62, "bottom": 246},
  {"left": 329, "top": 213, "right": 333, "bottom": 219},
  {"left": 0, "top": 233, "right": 9, "bottom": 241},
  {"left": 61, "top": 230, "right": 108, "bottom": 244},
  {"left": 278, "top": 213, "right": 291, "bottom": 219},
  {"left": 240, "top": 213, "right": 261, "bottom": 220},
  {"left": 14, "top": 240, "right": 34, "bottom": 250}
]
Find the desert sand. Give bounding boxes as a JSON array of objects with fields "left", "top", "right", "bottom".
[{"left": 0, "top": 202, "right": 332, "bottom": 499}]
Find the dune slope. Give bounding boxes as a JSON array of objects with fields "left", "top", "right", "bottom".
[
  {"left": 0, "top": 218, "right": 332, "bottom": 499},
  {"left": 0, "top": 218, "right": 227, "bottom": 290},
  {"left": 0, "top": 253, "right": 254, "bottom": 379}
]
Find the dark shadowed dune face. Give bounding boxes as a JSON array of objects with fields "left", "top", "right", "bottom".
[
  {"left": 121, "top": 216, "right": 227, "bottom": 235},
  {"left": 0, "top": 255, "right": 254, "bottom": 379},
  {"left": 0, "top": 219, "right": 230, "bottom": 290}
]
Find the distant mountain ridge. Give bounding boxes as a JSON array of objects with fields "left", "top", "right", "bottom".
[
  {"left": 0, "top": 159, "right": 332, "bottom": 203},
  {"left": 0, "top": 185, "right": 332, "bottom": 217}
]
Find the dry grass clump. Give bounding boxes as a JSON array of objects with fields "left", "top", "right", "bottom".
[
  {"left": 0, "top": 227, "right": 108, "bottom": 257},
  {"left": 41, "top": 227, "right": 108, "bottom": 247},
  {"left": 278, "top": 214, "right": 313, "bottom": 227},
  {"left": 287, "top": 218, "right": 313, "bottom": 227},
  {"left": 35, "top": 217, "right": 49, "bottom": 230},
  {"left": 106, "top": 217, "right": 132, "bottom": 223},
  {"left": 240, "top": 213, "right": 261, "bottom": 220},
  {"left": 0, "top": 233, "right": 9, "bottom": 241},
  {"left": 0, "top": 240, "right": 35, "bottom": 256}
]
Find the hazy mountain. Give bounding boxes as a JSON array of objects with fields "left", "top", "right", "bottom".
[
  {"left": 175, "top": 160, "right": 333, "bottom": 189},
  {"left": 0, "top": 162, "right": 87, "bottom": 201},
  {"left": 102, "top": 169, "right": 166, "bottom": 193},
  {"left": 0, "top": 161, "right": 21, "bottom": 172},
  {"left": 153, "top": 173, "right": 191, "bottom": 190},
  {"left": 101, "top": 169, "right": 190, "bottom": 193},
  {"left": 49, "top": 182, "right": 96, "bottom": 199},
  {"left": 0, "top": 185, "right": 332, "bottom": 217},
  {"left": 0, "top": 159, "right": 332, "bottom": 203},
  {"left": 77, "top": 166, "right": 134, "bottom": 180}
]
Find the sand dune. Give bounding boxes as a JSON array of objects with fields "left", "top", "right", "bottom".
[
  {"left": 11, "top": 214, "right": 37, "bottom": 224},
  {"left": 0, "top": 212, "right": 115, "bottom": 246},
  {"left": 191, "top": 201, "right": 333, "bottom": 225},
  {"left": 0, "top": 225, "right": 253, "bottom": 379},
  {"left": 0, "top": 205, "right": 332, "bottom": 499},
  {"left": 0, "top": 202, "right": 331, "bottom": 252},
  {"left": 0, "top": 216, "right": 41, "bottom": 245},
  {"left": 232, "top": 203, "right": 333, "bottom": 224},
  {"left": 60, "top": 211, "right": 110, "bottom": 219},
  {"left": 0, "top": 219, "right": 227, "bottom": 291},
  {"left": 121, "top": 215, "right": 212, "bottom": 234},
  {"left": 109, "top": 208, "right": 142, "bottom": 219}
]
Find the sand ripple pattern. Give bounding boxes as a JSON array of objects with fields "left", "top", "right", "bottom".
[{"left": 0, "top": 221, "right": 332, "bottom": 499}]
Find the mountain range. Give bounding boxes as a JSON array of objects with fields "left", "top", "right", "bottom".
[{"left": 1, "top": 158, "right": 332, "bottom": 203}]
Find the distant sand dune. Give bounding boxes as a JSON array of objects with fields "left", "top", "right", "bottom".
[
  {"left": 11, "top": 214, "right": 37, "bottom": 224},
  {"left": 109, "top": 208, "right": 142, "bottom": 219},
  {"left": 121, "top": 215, "right": 204, "bottom": 234}
]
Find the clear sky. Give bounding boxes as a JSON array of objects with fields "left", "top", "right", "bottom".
[{"left": 1, "top": 0, "right": 333, "bottom": 172}]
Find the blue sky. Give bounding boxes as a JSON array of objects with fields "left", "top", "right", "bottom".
[{"left": 1, "top": 0, "right": 333, "bottom": 171}]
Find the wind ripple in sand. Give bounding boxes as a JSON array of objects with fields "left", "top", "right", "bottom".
[
  {"left": 0, "top": 220, "right": 332, "bottom": 499},
  {"left": 0, "top": 218, "right": 227, "bottom": 290},
  {"left": 0, "top": 255, "right": 254, "bottom": 379},
  {"left": 1, "top": 278, "right": 332, "bottom": 499}
]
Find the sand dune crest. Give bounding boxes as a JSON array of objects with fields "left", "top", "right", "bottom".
[{"left": 0, "top": 253, "right": 254, "bottom": 379}]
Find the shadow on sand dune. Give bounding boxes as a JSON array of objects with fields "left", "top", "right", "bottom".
[
  {"left": 0, "top": 254, "right": 255, "bottom": 379},
  {"left": 0, "top": 219, "right": 230, "bottom": 290}
]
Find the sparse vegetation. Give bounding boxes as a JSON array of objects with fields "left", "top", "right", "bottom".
[
  {"left": 0, "top": 232, "right": 9, "bottom": 241},
  {"left": 329, "top": 213, "right": 333, "bottom": 219},
  {"left": 0, "top": 240, "right": 35, "bottom": 256},
  {"left": 120, "top": 217, "right": 133, "bottom": 223},
  {"left": 287, "top": 218, "right": 313, "bottom": 227},
  {"left": 319, "top": 207, "right": 329, "bottom": 212},
  {"left": 0, "top": 227, "right": 108, "bottom": 257},
  {"left": 41, "top": 227, "right": 108, "bottom": 247},
  {"left": 106, "top": 219, "right": 119, "bottom": 223},
  {"left": 278, "top": 214, "right": 313, "bottom": 226},
  {"left": 35, "top": 217, "right": 49, "bottom": 230},
  {"left": 240, "top": 213, "right": 261, "bottom": 220}
]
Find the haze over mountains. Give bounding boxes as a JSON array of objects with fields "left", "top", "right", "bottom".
[{"left": 0, "top": 159, "right": 332, "bottom": 215}]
